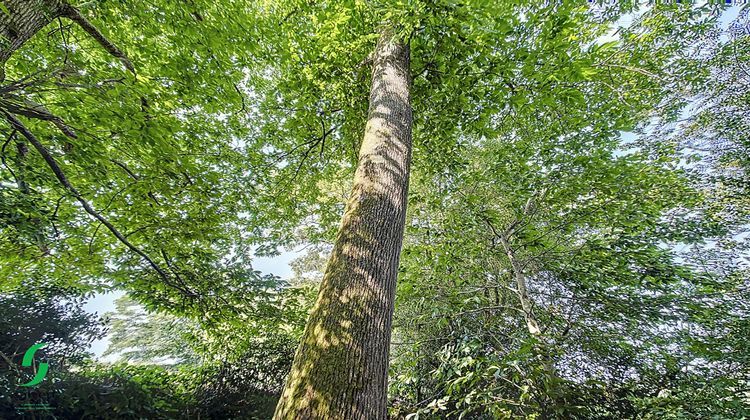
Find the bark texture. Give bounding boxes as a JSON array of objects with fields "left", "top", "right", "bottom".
[
  {"left": 274, "top": 27, "right": 412, "bottom": 420},
  {"left": 0, "top": 0, "right": 62, "bottom": 74},
  {"left": 0, "top": 0, "right": 133, "bottom": 80}
]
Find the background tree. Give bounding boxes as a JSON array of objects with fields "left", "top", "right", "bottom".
[
  {"left": 389, "top": 5, "right": 749, "bottom": 418},
  {"left": 103, "top": 296, "right": 200, "bottom": 365}
]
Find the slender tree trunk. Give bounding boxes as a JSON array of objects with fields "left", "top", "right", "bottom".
[
  {"left": 499, "top": 232, "right": 561, "bottom": 414},
  {"left": 274, "top": 27, "right": 412, "bottom": 420},
  {"left": 499, "top": 235, "right": 541, "bottom": 336}
]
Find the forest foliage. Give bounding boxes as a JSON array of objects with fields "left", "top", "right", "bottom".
[{"left": 0, "top": 0, "right": 748, "bottom": 418}]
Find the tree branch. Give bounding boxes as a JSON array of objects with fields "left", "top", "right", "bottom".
[
  {"left": 0, "top": 94, "right": 77, "bottom": 138},
  {"left": 3, "top": 112, "right": 194, "bottom": 297},
  {"left": 61, "top": 5, "right": 135, "bottom": 75}
]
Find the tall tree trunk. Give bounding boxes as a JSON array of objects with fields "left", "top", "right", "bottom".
[{"left": 274, "top": 27, "right": 412, "bottom": 420}]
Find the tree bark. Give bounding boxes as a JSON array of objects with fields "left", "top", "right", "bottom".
[
  {"left": 274, "top": 27, "right": 412, "bottom": 420},
  {"left": 0, "top": 0, "right": 133, "bottom": 81},
  {"left": 0, "top": 0, "right": 66, "bottom": 80}
]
